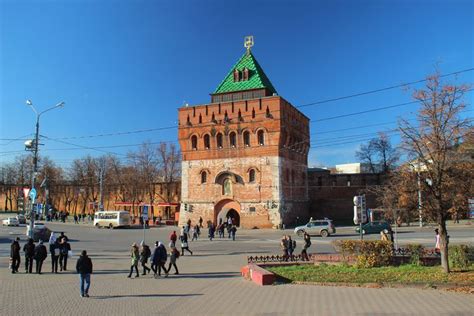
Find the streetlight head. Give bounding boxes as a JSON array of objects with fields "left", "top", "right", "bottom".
[
  {"left": 26, "top": 100, "right": 33, "bottom": 106},
  {"left": 56, "top": 101, "right": 65, "bottom": 108}
]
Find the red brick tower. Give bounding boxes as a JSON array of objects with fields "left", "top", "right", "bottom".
[{"left": 178, "top": 39, "right": 310, "bottom": 228}]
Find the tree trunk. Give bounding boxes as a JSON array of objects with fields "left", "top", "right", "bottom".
[{"left": 438, "top": 220, "right": 450, "bottom": 273}]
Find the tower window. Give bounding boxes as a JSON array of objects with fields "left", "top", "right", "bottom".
[
  {"left": 243, "top": 131, "right": 250, "bottom": 147},
  {"left": 211, "top": 112, "right": 216, "bottom": 123},
  {"left": 233, "top": 69, "right": 240, "bottom": 82},
  {"left": 224, "top": 111, "right": 229, "bottom": 123},
  {"left": 252, "top": 108, "right": 256, "bottom": 119},
  {"left": 201, "top": 171, "right": 207, "bottom": 184},
  {"left": 243, "top": 67, "right": 249, "bottom": 81},
  {"left": 266, "top": 106, "right": 271, "bottom": 118},
  {"left": 199, "top": 114, "right": 202, "bottom": 124},
  {"left": 257, "top": 130, "right": 265, "bottom": 145},
  {"left": 191, "top": 135, "right": 198, "bottom": 150},
  {"left": 229, "top": 132, "right": 236, "bottom": 148},
  {"left": 249, "top": 169, "right": 256, "bottom": 183},
  {"left": 204, "top": 134, "right": 210, "bottom": 149},
  {"left": 216, "top": 133, "right": 223, "bottom": 148}
]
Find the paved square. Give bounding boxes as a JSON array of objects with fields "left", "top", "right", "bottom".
[{"left": 1, "top": 222, "right": 473, "bottom": 315}]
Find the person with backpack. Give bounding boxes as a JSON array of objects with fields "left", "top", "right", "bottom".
[
  {"left": 301, "top": 232, "right": 311, "bottom": 261},
  {"left": 76, "top": 250, "right": 93, "bottom": 298},
  {"left": 166, "top": 242, "right": 179, "bottom": 275},
  {"left": 59, "top": 237, "right": 71, "bottom": 271},
  {"left": 34, "top": 240, "right": 48, "bottom": 274},
  {"left": 180, "top": 231, "right": 193, "bottom": 256},
  {"left": 280, "top": 235, "right": 288, "bottom": 261},
  {"left": 10, "top": 237, "right": 21, "bottom": 274},
  {"left": 23, "top": 238, "right": 35, "bottom": 273},
  {"left": 140, "top": 242, "right": 151, "bottom": 275},
  {"left": 158, "top": 242, "right": 168, "bottom": 277}
]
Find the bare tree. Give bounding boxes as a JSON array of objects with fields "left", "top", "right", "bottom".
[
  {"left": 398, "top": 73, "right": 471, "bottom": 273},
  {"left": 356, "top": 132, "right": 399, "bottom": 173}
]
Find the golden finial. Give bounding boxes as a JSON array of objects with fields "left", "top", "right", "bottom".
[{"left": 244, "top": 36, "right": 254, "bottom": 54}]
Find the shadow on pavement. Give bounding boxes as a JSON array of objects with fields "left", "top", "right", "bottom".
[
  {"left": 92, "top": 293, "right": 203, "bottom": 299},
  {"left": 167, "top": 272, "right": 240, "bottom": 279},
  {"left": 94, "top": 269, "right": 131, "bottom": 275}
]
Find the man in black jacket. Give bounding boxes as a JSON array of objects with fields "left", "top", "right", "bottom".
[
  {"left": 59, "top": 238, "right": 71, "bottom": 271},
  {"left": 34, "top": 241, "right": 48, "bottom": 274},
  {"left": 76, "top": 250, "right": 93, "bottom": 298},
  {"left": 23, "top": 238, "right": 35, "bottom": 273},
  {"left": 10, "top": 237, "right": 21, "bottom": 273}
]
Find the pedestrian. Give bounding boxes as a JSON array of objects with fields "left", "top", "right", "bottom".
[
  {"left": 280, "top": 235, "right": 288, "bottom": 261},
  {"left": 59, "top": 232, "right": 69, "bottom": 242},
  {"left": 167, "top": 242, "right": 180, "bottom": 275},
  {"left": 230, "top": 225, "right": 237, "bottom": 241},
  {"left": 74, "top": 214, "right": 78, "bottom": 224},
  {"left": 192, "top": 225, "right": 199, "bottom": 241},
  {"left": 154, "top": 242, "right": 168, "bottom": 278},
  {"left": 23, "top": 238, "right": 35, "bottom": 273},
  {"left": 59, "top": 237, "right": 71, "bottom": 271},
  {"left": 180, "top": 231, "right": 193, "bottom": 255},
  {"left": 49, "top": 233, "right": 60, "bottom": 273},
  {"left": 170, "top": 230, "right": 177, "bottom": 244},
  {"left": 76, "top": 250, "right": 93, "bottom": 298},
  {"left": 34, "top": 240, "right": 47, "bottom": 274},
  {"left": 199, "top": 216, "right": 203, "bottom": 228},
  {"left": 287, "top": 236, "right": 296, "bottom": 261},
  {"left": 127, "top": 243, "right": 140, "bottom": 278},
  {"left": 186, "top": 219, "right": 192, "bottom": 238},
  {"left": 227, "top": 223, "right": 232, "bottom": 239},
  {"left": 209, "top": 224, "right": 215, "bottom": 241},
  {"left": 434, "top": 228, "right": 441, "bottom": 254},
  {"left": 301, "top": 232, "right": 311, "bottom": 261},
  {"left": 218, "top": 224, "right": 224, "bottom": 238},
  {"left": 10, "top": 237, "right": 21, "bottom": 273},
  {"left": 151, "top": 241, "right": 159, "bottom": 276},
  {"left": 140, "top": 242, "right": 152, "bottom": 275}
]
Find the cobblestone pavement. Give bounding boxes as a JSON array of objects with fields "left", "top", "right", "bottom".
[{"left": 1, "top": 222, "right": 473, "bottom": 315}]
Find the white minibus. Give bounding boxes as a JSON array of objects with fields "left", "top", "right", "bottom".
[{"left": 94, "top": 211, "right": 131, "bottom": 228}]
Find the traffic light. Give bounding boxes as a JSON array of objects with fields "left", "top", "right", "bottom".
[{"left": 184, "top": 203, "right": 188, "bottom": 212}]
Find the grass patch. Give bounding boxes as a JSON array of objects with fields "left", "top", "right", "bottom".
[{"left": 267, "top": 264, "right": 474, "bottom": 285}]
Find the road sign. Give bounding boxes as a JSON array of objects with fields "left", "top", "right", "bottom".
[
  {"left": 29, "top": 188, "right": 37, "bottom": 201},
  {"left": 23, "top": 188, "right": 30, "bottom": 199}
]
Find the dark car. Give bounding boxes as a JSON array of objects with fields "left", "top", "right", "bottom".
[{"left": 355, "top": 221, "right": 392, "bottom": 235}]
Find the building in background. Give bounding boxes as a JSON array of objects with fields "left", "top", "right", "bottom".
[{"left": 178, "top": 38, "right": 310, "bottom": 228}]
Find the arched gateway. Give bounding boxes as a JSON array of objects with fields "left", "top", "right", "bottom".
[{"left": 214, "top": 199, "right": 241, "bottom": 227}]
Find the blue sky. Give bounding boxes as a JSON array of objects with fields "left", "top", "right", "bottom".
[{"left": 1, "top": 0, "right": 473, "bottom": 169}]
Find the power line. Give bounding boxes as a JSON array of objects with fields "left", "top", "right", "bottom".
[
  {"left": 44, "top": 67, "right": 474, "bottom": 140},
  {"left": 297, "top": 67, "right": 474, "bottom": 108}
]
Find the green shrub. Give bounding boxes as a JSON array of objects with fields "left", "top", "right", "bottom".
[
  {"left": 449, "top": 245, "right": 473, "bottom": 270},
  {"left": 333, "top": 240, "right": 393, "bottom": 268},
  {"left": 407, "top": 244, "right": 424, "bottom": 266}
]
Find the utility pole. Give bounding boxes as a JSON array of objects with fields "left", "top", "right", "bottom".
[
  {"left": 417, "top": 161, "right": 423, "bottom": 227},
  {"left": 25, "top": 100, "right": 65, "bottom": 237},
  {"left": 99, "top": 165, "right": 104, "bottom": 212}
]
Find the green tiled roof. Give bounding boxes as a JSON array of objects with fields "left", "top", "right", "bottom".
[{"left": 213, "top": 50, "right": 277, "bottom": 95}]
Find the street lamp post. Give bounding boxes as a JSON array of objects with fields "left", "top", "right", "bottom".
[{"left": 25, "top": 100, "right": 65, "bottom": 237}]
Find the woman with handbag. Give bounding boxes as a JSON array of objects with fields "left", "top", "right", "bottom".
[{"left": 180, "top": 232, "right": 193, "bottom": 256}]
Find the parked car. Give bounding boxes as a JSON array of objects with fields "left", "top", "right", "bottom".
[
  {"left": 294, "top": 219, "right": 336, "bottom": 238},
  {"left": 2, "top": 217, "right": 19, "bottom": 226},
  {"left": 26, "top": 223, "right": 52, "bottom": 242},
  {"left": 355, "top": 221, "right": 392, "bottom": 235},
  {"left": 16, "top": 214, "right": 26, "bottom": 224}
]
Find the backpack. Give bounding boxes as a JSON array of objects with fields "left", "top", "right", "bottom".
[
  {"left": 174, "top": 248, "right": 180, "bottom": 258},
  {"left": 145, "top": 246, "right": 151, "bottom": 258},
  {"left": 292, "top": 240, "right": 296, "bottom": 249}
]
